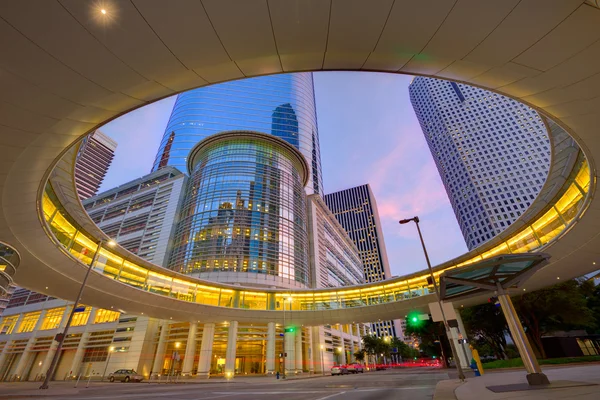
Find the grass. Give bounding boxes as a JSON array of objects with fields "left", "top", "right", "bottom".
[{"left": 481, "top": 355, "right": 600, "bottom": 370}]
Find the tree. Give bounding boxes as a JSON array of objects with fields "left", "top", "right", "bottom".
[
  {"left": 404, "top": 317, "right": 451, "bottom": 365},
  {"left": 460, "top": 303, "right": 509, "bottom": 360},
  {"left": 353, "top": 350, "right": 365, "bottom": 363},
  {"left": 513, "top": 279, "right": 596, "bottom": 358}
]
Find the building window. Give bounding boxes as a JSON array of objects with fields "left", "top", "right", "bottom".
[
  {"left": 41, "top": 307, "right": 66, "bottom": 330},
  {"left": 0, "top": 315, "right": 18, "bottom": 335},
  {"left": 18, "top": 312, "right": 41, "bottom": 333},
  {"left": 94, "top": 309, "right": 120, "bottom": 324}
]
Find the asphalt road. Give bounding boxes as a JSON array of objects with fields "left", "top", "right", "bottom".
[{"left": 1, "top": 368, "right": 447, "bottom": 400}]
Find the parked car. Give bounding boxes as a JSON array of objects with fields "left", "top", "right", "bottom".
[
  {"left": 346, "top": 364, "right": 364, "bottom": 373},
  {"left": 108, "top": 369, "right": 144, "bottom": 382},
  {"left": 331, "top": 365, "right": 349, "bottom": 376}
]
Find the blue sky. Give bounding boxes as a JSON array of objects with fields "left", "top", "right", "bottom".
[{"left": 99, "top": 71, "right": 467, "bottom": 277}]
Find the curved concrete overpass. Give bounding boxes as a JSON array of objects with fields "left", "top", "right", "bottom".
[{"left": 0, "top": 1, "right": 598, "bottom": 326}]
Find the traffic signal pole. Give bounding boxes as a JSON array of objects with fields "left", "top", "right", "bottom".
[{"left": 400, "top": 217, "right": 466, "bottom": 381}]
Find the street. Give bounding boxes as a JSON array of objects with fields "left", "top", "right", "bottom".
[{"left": 0, "top": 368, "right": 448, "bottom": 400}]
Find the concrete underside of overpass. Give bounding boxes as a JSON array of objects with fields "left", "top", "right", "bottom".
[{"left": 0, "top": 0, "right": 599, "bottom": 325}]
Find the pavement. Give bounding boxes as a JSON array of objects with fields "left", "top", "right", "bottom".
[
  {"left": 0, "top": 368, "right": 447, "bottom": 400},
  {"left": 434, "top": 364, "right": 600, "bottom": 400}
]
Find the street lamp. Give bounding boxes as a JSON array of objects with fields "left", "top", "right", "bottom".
[
  {"left": 101, "top": 346, "right": 115, "bottom": 381},
  {"left": 399, "top": 216, "right": 466, "bottom": 381},
  {"left": 320, "top": 345, "right": 325, "bottom": 376},
  {"left": 40, "top": 238, "right": 116, "bottom": 389}
]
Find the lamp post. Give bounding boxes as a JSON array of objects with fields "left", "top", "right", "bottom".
[
  {"left": 101, "top": 346, "right": 115, "bottom": 381},
  {"left": 40, "top": 238, "right": 116, "bottom": 389},
  {"left": 399, "top": 216, "right": 466, "bottom": 381},
  {"left": 320, "top": 345, "right": 325, "bottom": 376}
]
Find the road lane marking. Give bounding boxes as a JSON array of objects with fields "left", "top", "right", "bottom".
[{"left": 314, "top": 391, "right": 346, "bottom": 400}]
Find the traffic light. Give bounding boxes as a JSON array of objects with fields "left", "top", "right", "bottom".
[
  {"left": 284, "top": 327, "right": 295, "bottom": 333},
  {"left": 407, "top": 311, "right": 422, "bottom": 327}
]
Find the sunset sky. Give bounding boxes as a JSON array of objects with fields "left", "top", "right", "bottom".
[{"left": 99, "top": 71, "right": 468, "bottom": 277}]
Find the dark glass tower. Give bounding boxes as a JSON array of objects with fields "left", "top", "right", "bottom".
[
  {"left": 324, "top": 184, "right": 401, "bottom": 339},
  {"left": 152, "top": 73, "right": 323, "bottom": 195}
]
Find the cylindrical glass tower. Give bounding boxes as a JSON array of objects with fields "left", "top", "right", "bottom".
[
  {"left": 168, "top": 131, "right": 310, "bottom": 288},
  {"left": 152, "top": 73, "right": 323, "bottom": 196}
]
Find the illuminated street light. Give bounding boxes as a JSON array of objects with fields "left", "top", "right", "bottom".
[
  {"left": 101, "top": 9, "right": 107, "bottom": 14},
  {"left": 399, "top": 216, "right": 466, "bottom": 381}
]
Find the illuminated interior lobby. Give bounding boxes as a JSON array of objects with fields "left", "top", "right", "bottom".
[{"left": 0, "top": 0, "right": 599, "bottom": 381}]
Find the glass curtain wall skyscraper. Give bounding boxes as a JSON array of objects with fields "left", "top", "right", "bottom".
[
  {"left": 152, "top": 73, "right": 323, "bottom": 196},
  {"left": 409, "top": 77, "right": 551, "bottom": 250}
]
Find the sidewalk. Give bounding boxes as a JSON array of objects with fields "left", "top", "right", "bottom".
[{"left": 435, "top": 364, "right": 600, "bottom": 400}]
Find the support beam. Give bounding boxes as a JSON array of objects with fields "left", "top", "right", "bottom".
[
  {"left": 497, "top": 284, "right": 549, "bottom": 385},
  {"left": 197, "top": 323, "right": 215, "bottom": 378},
  {"left": 224, "top": 321, "right": 238, "bottom": 378},
  {"left": 151, "top": 322, "right": 169, "bottom": 376},
  {"left": 266, "top": 322, "right": 275, "bottom": 374},
  {"left": 295, "top": 328, "right": 303, "bottom": 373},
  {"left": 181, "top": 323, "right": 197, "bottom": 376}
]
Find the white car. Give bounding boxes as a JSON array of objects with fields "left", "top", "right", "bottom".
[
  {"left": 108, "top": 369, "right": 144, "bottom": 382},
  {"left": 331, "top": 366, "right": 349, "bottom": 376}
]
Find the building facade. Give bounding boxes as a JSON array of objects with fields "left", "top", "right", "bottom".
[
  {"left": 167, "top": 132, "right": 310, "bottom": 289},
  {"left": 324, "top": 184, "right": 401, "bottom": 339},
  {"left": 75, "top": 130, "right": 118, "bottom": 200},
  {"left": 83, "top": 167, "right": 187, "bottom": 267},
  {"left": 151, "top": 73, "right": 324, "bottom": 196},
  {"left": 409, "top": 77, "right": 551, "bottom": 250}
]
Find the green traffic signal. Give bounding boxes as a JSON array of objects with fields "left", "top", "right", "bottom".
[{"left": 407, "top": 311, "right": 422, "bottom": 327}]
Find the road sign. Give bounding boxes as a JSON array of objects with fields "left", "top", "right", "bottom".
[
  {"left": 73, "top": 306, "right": 86, "bottom": 313},
  {"left": 428, "top": 302, "right": 458, "bottom": 322}
]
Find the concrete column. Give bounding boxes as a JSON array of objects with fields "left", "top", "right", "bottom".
[
  {"left": 284, "top": 330, "right": 295, "bottom": 374},
  {"left": 454, "top": 309, "right": 473, "bottom": 365},
  {"left": 151, "top": 322, "right": 169, "bottom": 376},
  {"left": 310, "top": 326, "right": 324, "bottom": 375},
  {"left": 306, "top": 327, "right": 314, "bottom": 374},
  {"left": 69, "top": 308, "right": 98, "bottom": 377},
  {"left": 181, "top": 323, "right": 197, "bottom": 376},
  {"left": 224, "top": 321, "right": 238, "bottom": 378},
  {"left": 295, "top": 328, "right": 303, "bottom": 373},
  {"left": 197, "top": 323, "right": 215, "bottom": 378},
  {"left": 497, "top": 286, "right": 549, "bottom": 385},
  {"left": 265, "top": 322, "right": 275, "bottom": 374},
  {"left": 355, "top": 324, "right": 362, "bottom": 350},
  {"left": 0, "top": 343, "right": 10, "bottom": 375}
]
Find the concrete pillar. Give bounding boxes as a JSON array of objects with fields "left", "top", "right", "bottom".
[
  {"left": 224, "top": 321, "right": 238, "bottom": 378},
  {"left": 454, "top": 309, "right": 473, "bottom": 366},
  {"left": 497, "top": 286, "right": 549, "bottom": 385},
  {"left": 284, "top": 329, "right": 295, "bottom": 374},
  {"left": 69, "top": 308, "right": 98, "bottom": 377},
  {"left": 448, "top": 327, "right": 469, "bottom": 369},
  {"left": 295, "top": 327, "right": 303, "bottom": 373},
  {"left": 151, "top": 322, "right": 169, "bottom": 376},
  {"left": 0, "top": 343, "right": 10, "bottom": 375},
  {"left": 265, "top": 322, "right": 275, "bottom": 374},
  {"left": 181, "top": 323, "right": 197, "bottom": 376},
  {"left": 311, "top": 326, "right": 324, "bottom": 375},
  {"left": 306, "top": 327, "right": 314, "bottom": 374},
  {"left": 349, "top": 328, "right": 356, "bottom": 363},
  {"left": 197, "top": 323, "right": 215, "bottom": 378}
]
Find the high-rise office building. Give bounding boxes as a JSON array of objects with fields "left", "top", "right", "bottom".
[
  {"left": 151, "top": 73, "right": 324, "bottom": 196},
  {"left": 74, "top": 130, "right": 118, "bottom": 200},
  {"left": 324, "top": 184, "right": 401, "bottom": 339},
  {"left": 83, "top": 167, "right": 187, "bottom": 267},
  {"left": 409, "top": 77, "right": 551, "bottom": 250},
  {"left": 167, "top": 131, "right": 310, "bottom": 289}
]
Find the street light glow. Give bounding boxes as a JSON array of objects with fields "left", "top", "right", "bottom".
[
  {"left": 101, "top": 9, "right": 107, "bottom": 14},
  {"left": 107, "top": 240, "right": 116, "bottom": 247},
  {"left": 175, "top": 342, "right": 181, "bottom": 348}
]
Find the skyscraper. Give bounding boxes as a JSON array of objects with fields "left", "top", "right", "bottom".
[
  {"left": 167, "top": 131, "right": 310, "bottom": 289},
  {"left": 74, "top": 130, "right": 118, "bottom": 200},
  {"left": 324, "top": 184, "right": 400, "bottom": 339},
  {"left": 151, "top": 73, "right": 324, "bottom": 196},
  {"left": 409, "top": 77, "right": 551, "bottom": 250}
]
